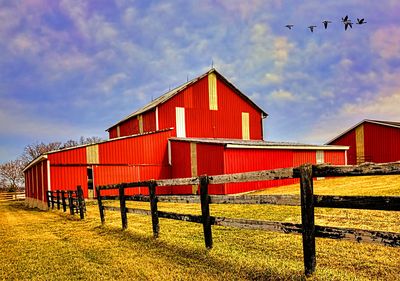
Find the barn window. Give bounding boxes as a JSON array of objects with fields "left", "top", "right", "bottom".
[
  {"left": 86, "top": 145, "right": 99, "bottom": 164},
  {"left": 176, "top": 107, "right": 186, "bottom": 137},
  {"left": 208, "top": 73, "right": 218, "bottom": 110},
  {"left": 116, "top": 125, "right": 120, "bottom": 137},
  {"left": 138, "top": 115, "right": 144, "bottom": 134},
  {"left": 242, "top": 112, "right": 250, "bottom": 140}
]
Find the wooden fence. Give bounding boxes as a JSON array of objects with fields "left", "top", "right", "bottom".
[
  {"left": 96, "top": 162, "right": 400, "bottom": 277},
  {"left": 46, "top": 186, "right": 86, "bottom": 219},
  {"left": 0, "top": 192, "right": 25, "bottom": 202}
]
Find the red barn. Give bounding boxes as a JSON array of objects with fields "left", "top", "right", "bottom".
[
  {"left": 326, "top": 119, "right": 400, "bottom": 164},
  {"left": 107, "top": 70, "right": 267, "bottom": 141},
  {"left": 24, "top": 69, "right": 348, "bottom": 209}
]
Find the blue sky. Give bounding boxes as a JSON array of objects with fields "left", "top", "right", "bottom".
[{"left": 1, "top": 0, "right": 399, "bottom": 163}]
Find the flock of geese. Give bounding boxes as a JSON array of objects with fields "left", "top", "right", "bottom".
[{"left": 285, "top": 15, "right": 367, "bottom": 32}]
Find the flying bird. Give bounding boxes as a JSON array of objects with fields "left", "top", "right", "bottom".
[
  {"left": 322, "top": 20, "right": 332, "bottom": 29},
  {"left": 308, "top": 25, "right": 317, "bottom": 32},
  {"left": 356, "top": 18, "right": 367, "bottom": 25},
  {"left": 285, "top": 24, "right": 294, "bottom": 30},
  {"left": 344, "top": 21, "right": 353, "bottom": 30},
  {"left": 341, "top": 15, "right": 353, "bottom": 30}
]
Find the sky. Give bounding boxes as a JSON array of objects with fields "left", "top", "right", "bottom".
[{"left": 1, "top": 0, "right": 400, "bottom": 163}]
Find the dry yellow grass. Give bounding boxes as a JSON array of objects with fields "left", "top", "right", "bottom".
[{"left": 0, "top": 176, "right": 399, "bottom": 280}]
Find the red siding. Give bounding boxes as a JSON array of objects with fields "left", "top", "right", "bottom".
[
  {"left": 170, "top": 141, "right": 192, "bottom": 194},
  {"left": 224, "top": 148, "right": 296, "bottom": 194},
  {"left": 364, "top": 123, "right": 400, "bottom": 163},
  {"left": 330, "top": 130, "right": 357, "bottom": 164},
  {"left": 48, "top": 147, "right": 87, "bottom": 164},
  {"left": 182, "top": 77, "right": 263, "bottom": 140},
  {"left": 99, "top": 130, "right": 171, "bottom": 165},
  {"left": 94, "top": 165, "right": 171, "bottom": 196},
  {"left": 24, "top": 160, "right": 48, "bottom": 203},
  {"left": 50, "top": 166, "right": 88, "bottom": 197},
  {"left": 119, "top": 118, "right": 138, "bottom": 136},
  {"left": 196, "top": 143, "right": 225, "bottom": 194},
  {"left": 109, "top": 127, "right": 118, "bottom": 139},
  {"left": 293, "top": 151, "right": 316, "bottom": 166},
  {"left": 324, "top": 151, "right": 346, "bottom": 165}
]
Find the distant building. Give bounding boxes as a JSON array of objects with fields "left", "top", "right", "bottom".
[
  {"left": 24, "top": 69, "right": 348, "bottom": 209},
  {"left": 326, "top": 119, "right": 400, "bottom": 165}
]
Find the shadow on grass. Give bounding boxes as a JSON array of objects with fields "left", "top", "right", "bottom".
[{"left": 91, "top": 224, "right": 306, "bottom": 281}]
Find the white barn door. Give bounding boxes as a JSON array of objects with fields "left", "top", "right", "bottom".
[{"left": 176, "top": 107, "right": 186, "bottom": 138}]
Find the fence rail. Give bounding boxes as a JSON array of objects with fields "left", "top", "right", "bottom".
[
  {"left": 0, "top": 192, "right": 25, "bottom": 202},
  {"left": 46, "top": 186, "right": 86, "bottom": 219},
  {"left": 96, "top": 161, "right": 400, "bottom": 277}
]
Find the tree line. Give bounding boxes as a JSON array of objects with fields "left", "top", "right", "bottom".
[{"left": 0, "top": 136, "right": 103, "bottom": 192}]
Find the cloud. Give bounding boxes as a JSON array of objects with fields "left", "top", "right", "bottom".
[
  {"left": 263, "top": 73, "right": 282, "bottom": 84},
  {"left": 268, "top": 89, "right": 296, "bottom": 102},
  {"left": 97, "top": 72, "right": 129, "bottom": 93},
  {"left": 371, "top": 25, "right": 400, "bottom": 60}
]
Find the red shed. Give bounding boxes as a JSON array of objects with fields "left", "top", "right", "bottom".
[
  {"left": 107, "top": 69, "right": 267, "bottom": 141},
  {"left": 326, "top": 119, "right": 400, "bottom": 164},
  {"left": 24, "top": 129, "right": 174, "bottom": 209},
  {"left": 169, "top": 138, "right": 348, "bottom": 194}
]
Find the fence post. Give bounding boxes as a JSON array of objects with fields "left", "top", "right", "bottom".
[
  {"left": 119, "top": 185, "right": 128, "bottom": 230},
  {"left": 51, "top": 192, "right": 55, "bottom": 209},
  {"left": 200, "top": 175, "right": 212, "bottom": 249},
  {"left": 96, "top": 186, "right": 105, "bottom": 224},
  {"left": 56, "top": 190, "right": 61, "bottom": 210},
  {"left": 300, "top": 164, "right": 316, "bottom": 277},
  {"left": 46, "top": 191, "right": 51, "bottom": 209},
  {"left": 68, "top": 190, "right": 74, "bottom": 215},
  {"left": 148, "top": 181, "right": 159, "bottom": 238},
  {"left": 77, "top": 186, "right": 85, "bottom": 220},
  {"left": 61, "top": 190, "right": 67, "bottom": 212}
]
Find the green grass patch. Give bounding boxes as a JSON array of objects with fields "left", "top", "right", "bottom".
[{"left": 0, "top": 176, "right": 399, "bottom": 280}]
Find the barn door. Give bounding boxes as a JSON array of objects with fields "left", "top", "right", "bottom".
[
  {"left": 316, "top": 151, "right": 324, "bottom": 180},
  {"left": 176, "top": 107, "right": 186, "bottom": 138},
  {"left": 87, "top": 166, "right": 94, "bottom": 199}
]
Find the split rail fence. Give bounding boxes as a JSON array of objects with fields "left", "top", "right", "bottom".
[
  {"left": 96, "top": 162, "right": 400, "bottom": 277},
  {"left": 46, "top": 186, "right": 86, "bottom": 219},
  {"left": 0, "top": 192, "right": 25, "bottom": 202}
]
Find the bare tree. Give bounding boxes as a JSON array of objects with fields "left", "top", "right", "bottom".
[
  {"left": 79, "top": 136, "right": 103, "bottom": 145},
  {"left": 0, "top": 159, "right": 24, "bottom": 191},
  {"left": 21, "top": 137, "right": 104, "bottom": 166},
  {"left": 21, "top": 142, "right": 62, "bottom": 166}
]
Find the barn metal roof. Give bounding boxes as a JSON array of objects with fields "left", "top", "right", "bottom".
[
  {"left": 106, "top": 68, "right": 268, "bottom": 131},
  {"left": 325, "top": 119, "right": 400, "bottom": 144},
  {"left": 170, "top": 137, "right": 349, "bottom": 150}
]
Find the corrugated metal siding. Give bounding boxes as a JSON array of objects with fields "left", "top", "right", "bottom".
[
  {"left": 216, "top": 79, "right": 263, "bottom": 140},
  {"left": 24, "top": 160, "right": 48, "bottom": 203},
  {"left": 50, "top": 166, "right": 88, "bottom": 197},
  {"left": 293, "top": 150, "right": 316, "bottom": 166},
  {"left": 224, "top": 148, "right": 296, "bottom": 194},
  {"left": 324, "top": 151, "right": 346, "bottom": 165},
  {"left": 48, "top": 147, "right": 87, "bottom": 164},
  {"left": 158, "top": 75, "right": 264, "bottom": 140},
  {"left": 329, "top": 130, "right": 357, "bottom": 164},
  {"left": 98, "top": 130, "right": 171, "bottom": 165},
  {"left": 143, "top": 110, "right": 157, "bottom": 132},
  {"left": 364, "top": 123, "right": 400, "bottom": 163},
  {"left": 94, "top": 165, "right": 172, "bottom": 196},
  {"left": 170, "top": 141, "right": 193, "bottom": 194},
  {"left": 196, "top": 143, "right": 225, "bottom": 194},
  {"left": 108, "top": 127, "right": 118, "bottom": 139}
]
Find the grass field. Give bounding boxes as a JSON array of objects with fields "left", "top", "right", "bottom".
[{"left": 0, "top": 175, "right": 399, "bottom": 280}]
